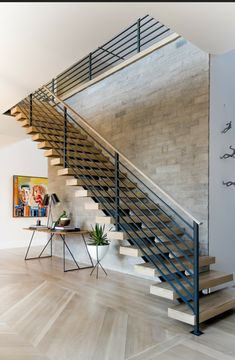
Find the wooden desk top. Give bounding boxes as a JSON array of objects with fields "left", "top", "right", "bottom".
[{"left": 23, "top": 228, "right": 89, "bottom": 236}]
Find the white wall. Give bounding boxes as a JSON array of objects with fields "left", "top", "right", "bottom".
[
  {"left": 210, "top": 51, "right": 235, "bottom": 274},
  {"left": 0, "top": 135, "right": 48, "bottom": 249}
]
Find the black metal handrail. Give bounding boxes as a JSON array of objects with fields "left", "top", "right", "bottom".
[
  {"left": 19, "top": 94, "right": 195, "bottom": 306},
  {"left": 17, "top": 87, "right": 202, "bottom": 335},
  {"left": 44, "top": 15, "right": 172, "bottom": 98}
]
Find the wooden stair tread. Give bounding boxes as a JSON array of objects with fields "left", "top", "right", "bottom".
[
  {"left": 32, "top": 133, "right": 91, "bottom": 146},
  {"left": 107, "top": 227, "right": 183, "bottom": 240},
  {"left": 44, "top": 149, "right": 108, "bottom": 162},
  {"left": 168, "top": 288, "right": 235, "bottom": 325},
  {"left": 66, "top": 178, "right": 136, "bottom": 189},
  {"left": 26, "top": 126, "right": 87, "bottom": 140},
  {"left": 150, "top": 270, "right": 234, "bottom": 300},
  {"left": 76, "top": 189, "right": 146, "bottom": 199},
  {"left": 37, "top": 141, "right": 101, "bottom": 154},
  {"left": 120, "top": 241, "right": 193, "bottom": 257},
  {"left": 85, "top": 202, "right": 158, "bottom": 212},
  {"left": 134, "top": 256, "right": 216, "bottom": 277},
  {"left": 57, "top": 167, "right": 126, "bottom": 178},
  {"left": 51, "top": 157, "right": 114, "bottom": 170},
  {"left": 95, "top": 214, "right": 171, "bottom": 225}
]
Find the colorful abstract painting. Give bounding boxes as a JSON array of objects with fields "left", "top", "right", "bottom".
[{"left": 13, "top": 175, "right": 48, "bottom": 217}]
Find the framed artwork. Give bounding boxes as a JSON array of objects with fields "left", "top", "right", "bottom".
[{"left": 13, "top": 175, "right": 48, "bottom": 217}]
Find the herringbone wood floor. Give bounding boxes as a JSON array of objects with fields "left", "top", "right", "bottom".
[{"left": 0, "top": 247, "right": 235, "bottom": 360}]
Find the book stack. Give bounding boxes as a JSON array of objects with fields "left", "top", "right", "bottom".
[
  {"left": 29, "top": 225, "right": 48, "bottom": 230},
  {"left": 54, "top": 226, "right": 80, "bottom": 232}
]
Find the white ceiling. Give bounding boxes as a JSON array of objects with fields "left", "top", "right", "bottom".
[{"left": 1, "top": 2, "right": 235, "bottom": 138}]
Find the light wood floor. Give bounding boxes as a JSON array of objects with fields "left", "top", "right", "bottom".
[{"left": 0, "top": 247, "right": 235, "bottom": 360}]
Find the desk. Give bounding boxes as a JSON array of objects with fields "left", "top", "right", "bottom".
[{"left": 23, "top": 228, "right": 94, "bottom": 272}]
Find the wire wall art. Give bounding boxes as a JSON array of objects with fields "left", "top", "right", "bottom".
[
  {"left": 220, "top": 145, "right": 235, "bottom": 159},
  {"left": 222, "top": 181, "right": 235, "bottom": 187},
  {"left": 221, "top": 104, "right": 232, "bottom": 134}
]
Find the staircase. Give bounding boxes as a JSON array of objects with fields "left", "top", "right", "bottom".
[{"left": 10, "top": 87, "right": 235, "bottom": 335}]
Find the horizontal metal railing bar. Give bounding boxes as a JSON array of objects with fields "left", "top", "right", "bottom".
[
  {"left": 98, "top": 46, "right": 125, "bottom": 60},
  {"left": 55, "top": 59, "right": 90, "bottom": 87},
  {"left": 139, "top": 19, "right": 160, "bottom": 34},
  {"left": 141, "top": 29, "right": 171, "bottom": 48},
  {"left": 51, "top": 142, "right": 194, "bottom": 291},
  {"left": 43, "top": 86, "right": 201, "bottom": 225},
  {"left": 56, "top": 20, "right": 162, "bottom": 90},
  {"left": 55, "top": 56, "right": 90, "bottom": 81},
  {"left": 47, "top": 20, "right": 169, "bottom": 99},
  {"left": 33, "top": 103, "right": 195, "bottom": 258},
  {"left": 87, "top": 37, "right": 138, "bottom": 71},
  {"left": 91, "top": 20, "right": 157, "bottom": 65},
  {"left": 55, "top": 15, "right": 150, "bottom": 85},
  {"left": 119, "top": 160, "right": 194, "bottom": 232},
  {"left": 140, "top": 24, "right": 165, "bottom": 42},
  {"left": 56, "top": 72, "right": 90, "bottom": 94},
  {"left": 93, "top": 25, "right": 166, "bottom": 64},
  {"left": 91, "top": 15, "right": 149, "bottom": 56},
  {"left": 32, "top": 90, "right": 195, "bottom": 264},
  {"left": 31, "top": 90, "right": 193, "bottom": 256},
  {"left": 20, "top": 94, "right": 195, "bottom": 310},
  {"left": 30, "top": 93, "right": 194, "bottom": 247},
  {"left": 44, "top": 96, "right": 194, "bottom": 259},
  {"left": 92, "top": 16, "right": 155, "bottom": 57}
]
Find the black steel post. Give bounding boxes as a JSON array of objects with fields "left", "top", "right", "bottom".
[
  {"left": 29, "top": 94, "right": 33, "bottom": 126},
  {"left": 137, "top": 18, "right": 141, "bottom": 52},
  {"left": 64, "top": 106, "right": 67, "bottom": 168},
  {"left": 115, "top": 152, "right": 120, "bottom": 231},
  {"left": 191, "top": 221, "right": 203, "bottom": 336},
  {"left": 89, "top": 53, "right": 92, "bottom": 80}
]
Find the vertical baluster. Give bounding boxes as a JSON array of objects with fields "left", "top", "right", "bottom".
[
  {"left": 64, "top": 106, "right": 67, "bottom": 168},
  {"left": 89, "top": 53, "right": 92, "bottom": 80},
  {"left": 137, "top": 18, "right": 141, "bottom": 53},
  {"left": 115, "top": 152, "right": 120, "bottom": 231},
  {"left": 29, "top": 94, "right": 33, "bottom": 126},
  {"left": 191, "top": 221, "right": 203, "bottom": 335},
  {"left": 52, "top": 78, "right": 55, "bottom": 102}
]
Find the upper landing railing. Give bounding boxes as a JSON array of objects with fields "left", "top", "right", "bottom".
[{"left": 45, "top": 15, "right": 173, "bottom": 98}]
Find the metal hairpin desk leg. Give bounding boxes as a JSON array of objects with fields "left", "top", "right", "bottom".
[
  {"left": 25, "top": 232, "right": 53, "bottom": 260},
  {"left": 61, "top": 234, "right": 94, "bottom": 272}
]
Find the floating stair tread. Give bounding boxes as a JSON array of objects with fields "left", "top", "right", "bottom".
[
  {"left": 43, "top": 149, "right": 108, "bottom": 162},
  {"left": 107, "top": 227, "right": 183, "bottom": 240},
  {"left": 134, "top": 256, "right": 216, "bottom": 277},
  {"left": 32, "top": 133, "right": 91, "bottom": 146},
  {"left": 57, "top": 167, "right": 126, "bottom": 178},
  {"left": 26, "top": 126, "right": 87, "bottom": 140},
  {"left": 51, "top": 157, "right": 114, "bottom": 170},
  {"left": 95, "top": 213, "right": 171, "bottom": 225},
  {"left": 76, "top": 189, "right": 146, "bottom": 199},
  {"left": 85, "top": 202, "right": 157, "bottom": 212},
  {"left": 120, "top": 241, "right": 193, "bottom": 257},
  {"left": 150, "top": 270, "right": 234, "bottom": 300},
  {"left": 66, "top": 178, "right": 136, "bottom": 189},
  {"left": 168, "top": 288, "right": 235, "bottom": 325},
  {"left": 37, "top": 141, "right": 101, "bottom": 153}
]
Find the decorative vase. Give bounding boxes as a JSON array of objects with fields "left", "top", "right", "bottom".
[
  {"left": 59, "top": 218, "right": 70, "bottom": 226},
  {"left": 87, "top": 244, "right": 109, "bottom": 262}
]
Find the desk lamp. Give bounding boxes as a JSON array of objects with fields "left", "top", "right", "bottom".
[{"left": 43, "top": 193, "right": 60, "bottom": 228}]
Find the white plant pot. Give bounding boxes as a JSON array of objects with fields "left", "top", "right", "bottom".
[{"left": 87, "top": 244, "right": 109, "bottom": 262}]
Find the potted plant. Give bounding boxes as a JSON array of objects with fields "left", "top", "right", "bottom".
[
  {"left": 56, "top": 210, "right": 71, "bottom": 227},
  {"left": 87, "top": 224, "right": 110, "bottom": 262}
]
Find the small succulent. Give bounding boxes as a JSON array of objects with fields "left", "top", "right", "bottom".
[{"left": 89, "top": 224, "right": 109, "bottom": 246}]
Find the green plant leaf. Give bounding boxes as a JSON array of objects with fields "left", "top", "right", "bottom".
[{"left": 89, "top": 224, "right": 109, "bottom": 246}]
